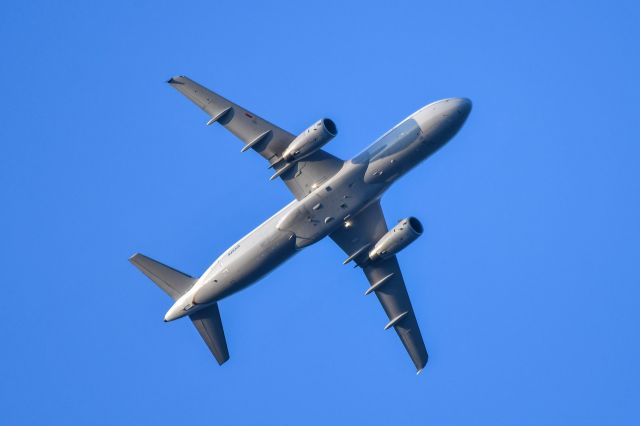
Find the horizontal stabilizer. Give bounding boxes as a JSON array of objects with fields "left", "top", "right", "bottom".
[
  {"left": 190, "top": 303, "right": 230, "bottom": 365},
  {"left": 129, "top": 253, "right": 196, "bottom": 301}
]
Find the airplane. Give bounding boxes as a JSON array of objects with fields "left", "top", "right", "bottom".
[{"left": 130, "top": 75, "right": 471, "bottom": 373}]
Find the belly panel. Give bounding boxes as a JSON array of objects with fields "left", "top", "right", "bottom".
[{"left": 193, "top": 228, "right": 296, "bottom": 303}]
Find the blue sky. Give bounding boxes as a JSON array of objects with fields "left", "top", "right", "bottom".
[{"left": 1, "top": 1, "right": 639, "bottom": 424}]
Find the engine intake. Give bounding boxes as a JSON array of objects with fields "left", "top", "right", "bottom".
[
  {"left": 369, "top": 217, "right": 423, "bottom": 261},
  {"left": 282, "top": 118, "right": 337, "bottom": 162}
]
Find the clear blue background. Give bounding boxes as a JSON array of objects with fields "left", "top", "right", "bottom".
[{"left": 2, "top": 1, "right": 639, "bottom": 424}]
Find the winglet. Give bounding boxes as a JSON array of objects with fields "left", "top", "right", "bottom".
[{"left": 167, "top": 76, "right": 185, "bottom": 85}]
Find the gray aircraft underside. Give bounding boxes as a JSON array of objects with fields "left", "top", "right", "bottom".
[{"left": 130, "top": 76, "right": 471, "bottom": 373}]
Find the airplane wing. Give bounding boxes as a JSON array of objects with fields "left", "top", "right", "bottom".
[
  {"left": 329, "top": 201, "right": 428, "bottom": 372},
  {"left": 167, "top": 76, "right": 344, "bottom": 200}
]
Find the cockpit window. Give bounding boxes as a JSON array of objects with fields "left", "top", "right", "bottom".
[{"left": 353, "top": 118, "right": 421, "bottom": 164}]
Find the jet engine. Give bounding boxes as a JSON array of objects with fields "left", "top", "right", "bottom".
[
  {"left": 369, "top": 217, "right": 423, "bottom": 262},
  {"left": 282, "top": 118, "right": 337, "bottom": 162}
]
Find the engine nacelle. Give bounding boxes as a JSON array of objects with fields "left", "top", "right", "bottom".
[
  {"left": 369, "top": 217, "right": 423, "bottom": 261},
  {"left": 282, "top": 118, "right": 337, "bottom": 162}
]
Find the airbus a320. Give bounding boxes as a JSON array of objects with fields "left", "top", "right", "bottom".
[{"left": 130, "top": 76, "right": 471, "bottom": 373}]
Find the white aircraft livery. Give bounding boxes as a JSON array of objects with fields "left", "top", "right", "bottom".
[{"left": 130, "top": 76, "right": 472, "bottom": 373}]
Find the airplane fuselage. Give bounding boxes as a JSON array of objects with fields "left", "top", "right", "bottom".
[{"left": 164, "top": 98, "right": 471, "bottom": 321}]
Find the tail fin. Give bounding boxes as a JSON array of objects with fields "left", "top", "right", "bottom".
[
  {"left": 129, "top": 253, "right": 196, "bottom": 301},
  {"left": 129, "top": 253, "right": 230, "bottom": 365}
]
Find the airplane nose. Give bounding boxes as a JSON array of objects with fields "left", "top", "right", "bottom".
[
  {"left": 412, "top": 97, "right": 472, "bottom": 143},
  {"left": 413, "top": 97, "right": 472, "bottom": 130},
  {"left": 447, "top": 97, "right": 472, "bottom": 119},
  {"left": 457, "top": 97, "right": 472, "bottom": 118},
  {"left": 458, "top": 97, "right": 472, "bottom": 112},
  {"left": 442, "top": 97, "right": 472, "bottom": 129}
]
